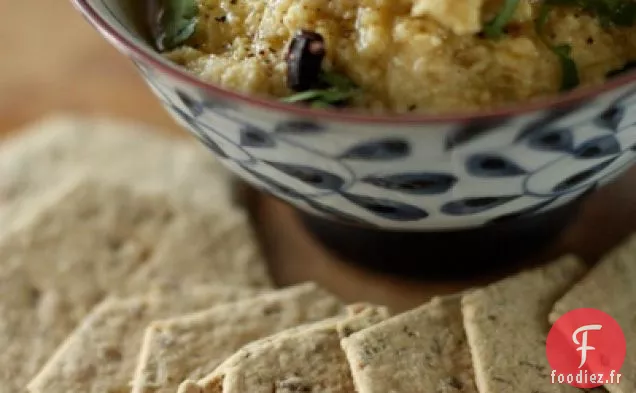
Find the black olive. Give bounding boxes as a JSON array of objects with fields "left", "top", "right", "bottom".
[{"left": 286, "top": 30, "right": 326, "bottom": 92}]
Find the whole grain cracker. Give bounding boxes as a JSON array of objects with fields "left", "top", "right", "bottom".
[
  {"left": 27, "top": 286, "right": 260, "bottom": 393},
  {"left": 340, "top": 294, "right": 477, "bottom": 393},
  {"left": 121, "top": 207, "right": 271, "bottom": 293},
  {"left": 0, "top": 178, "right": 269, "bottom": 392},
  {"left": 0, "top": 265, "right": 76, "bottom": 393},
  {"left": 182, "top": 304, "right": 389, "bottom": 393},
  {"left": 550, "top": 234, "right": 636, "bottom": 393},
  {"left": 0, "top": 115, "right": 232, "bottom": 234},
  {"left": 0, "top": 118, "right": 272, "bottom": 290},
  {"left": 462, "top": 256, "right": 589, "bottom": 393},
  {"left": 4, "top": 176, "right": 269, "bottom": 302},
  {"left": 131, "top": 283, "right": 344, "bottom": 393},
  {"left": 0, "top": 178, "right": 181, "bottom": 322}
]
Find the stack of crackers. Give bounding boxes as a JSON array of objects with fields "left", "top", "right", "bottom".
[{"left": 1, "top": 116, "right": 633, "bottom": 393}]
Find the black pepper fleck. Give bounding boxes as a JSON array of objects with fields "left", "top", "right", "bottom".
[
  {"left": 402, "top": 326, "right": 417, "bottom": 338},
  {"left": 341, "top": 327, "right": 355, "bottom": 337}
]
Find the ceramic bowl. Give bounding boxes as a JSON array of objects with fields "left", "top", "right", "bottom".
[{"left": 74, "top": 0, "right": 636, "bottom": 231}]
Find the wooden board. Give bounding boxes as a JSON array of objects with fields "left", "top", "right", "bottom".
[{"left": 0, "top": 1, "right": 179, "bottom": 137}]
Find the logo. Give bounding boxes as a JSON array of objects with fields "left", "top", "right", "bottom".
[{"left": 546, "top": 308, "right": 626, "bottom": 388}]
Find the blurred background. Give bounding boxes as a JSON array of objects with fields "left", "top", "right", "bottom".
[{"left": 0, "top": 2, "right": 178, "bottom": 138}]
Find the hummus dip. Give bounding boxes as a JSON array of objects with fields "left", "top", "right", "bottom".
[{"left": 164, "top": 0, "right": 636, "bottom": 114}]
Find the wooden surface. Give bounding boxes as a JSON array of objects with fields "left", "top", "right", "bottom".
[
  {"left": 0, "top": 2, "right": 179, "bottom": 136},
  {"left": 3, "top": 1, "right": 636, "bottom": 312}
]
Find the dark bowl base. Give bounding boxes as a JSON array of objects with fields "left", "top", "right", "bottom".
[{"left": 298, "top": 202, "right": 581, "bottom": 281}]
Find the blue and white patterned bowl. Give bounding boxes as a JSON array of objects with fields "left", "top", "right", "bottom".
[{"left": 74, "top": 0, "right": 636, "bottom": 231}]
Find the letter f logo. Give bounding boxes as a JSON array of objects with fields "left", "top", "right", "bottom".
[{"left": 572, "top": 324, "right": 602, "bottom": 368}]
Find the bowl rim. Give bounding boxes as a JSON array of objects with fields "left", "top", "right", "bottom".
[{"left": 73, "top": 0, "right": 636, "bottom": 125}]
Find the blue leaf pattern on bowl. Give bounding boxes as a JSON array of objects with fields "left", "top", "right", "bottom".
[
  {"left": 445, "top": 118, "right": 509, "bottom": 150},
  {"left": 240, "top": 165, "right": 305, "bottom": 199},
  {"left": 177, "top": 90, "right": 205, "bottom": 117},
  {"left": 266, "top": 162, "right": 345, "bottom": 191},
  {"left": 527, "top": 128, "right": 574, "bottom": 153},
  {"left": 573, "top": 135, "right": 621, "bottom": 159},
  {"left": 341, "top": 193, "right": 428, "bottom": 221},
  {"left": 595, "top": 105, "right": 625, "bottom": 131},
  {"left": 552, "top": 161, "right": 614, "bottom": 193},
  {"left": 240, "top": 126, "right": 276, "bottom": 148},
  {"left": 441, "top": 196, "right": 519, "bottom": 216},
  {"left": 274, "top": 121, "right": 325, "bottom": 134},
  {"left": 339, "top": 138, "right": 410, "bottom": 160},
  {"left": 466, "top": 154, "right": 527, "bottom": 177},
  {"left": 515, "top": 104, "right": 583, "bottom": 142},
  {"left": 361, "top": 172, "right": 457, "bottom": 195}
]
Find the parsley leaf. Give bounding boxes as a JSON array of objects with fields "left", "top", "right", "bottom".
[
  {"left": 535, "top": 3, "right": 581, "bottom": 91},
  {"left": 154, "top": 0, "right": 199, "bottom": 51},
  {"left": 553, "top": 44, "right": 581, "bottom": 90},
  {"left": 483, "top": 0, "right": 521, "bottom": 38},
  {"left": 282, "top": 71, "right": 359, "bottom": 108}
]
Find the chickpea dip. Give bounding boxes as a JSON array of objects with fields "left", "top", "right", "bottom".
[{"left": 163, "top": 0, "right": 636, "bottom": 114}]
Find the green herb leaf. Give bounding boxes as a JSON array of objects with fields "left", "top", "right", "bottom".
[
  {"left": 535, "top": 3, "right": 581, "bottom": 91},
  {"left": 483, "top": 0, "right": 521, "bottom": 39},
  {"left": 553, "top": 44, "right": 581, "bottom": 90},
  {"left": 155, "top": 0, "right": 199, "bottom": 51},
  {"left": 281, "top": 90, "right": 326, "bottom": 103},
  {"left": 282, "top": 71, "right": 358, "bottom": 108}
]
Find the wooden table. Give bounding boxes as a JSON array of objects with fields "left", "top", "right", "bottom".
[{"left": 3, "top": 1, "right": 636, "bottom": 312}]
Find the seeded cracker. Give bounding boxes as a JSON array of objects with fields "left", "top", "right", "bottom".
[
  {"left": 121, "top": 205, "right": 272, "bottom": 293},
  {"left": 0, "top": 265, "right": 74, "bottom": 393},
  {"left": 180, "top": 318, "right": 345, "bottom": 393},
  {"left": 0, "top": 115, "right": 231, "bottom": 235},
  {"left": 550, "top": 234, "right": 636, "bottom": 393},
  {"left": 340, "top": 295, "right": 477, "bottom": 393},
  {"left": 462, "top": 256, "right": 589, "bottom": 393},
  {"left": 181, "top": 304, "right": 390, "bottom": 393},
  {"left": 26, "top": 286, "right": 260, "bottom": 393},
  {"left": 0, "top": 178, "right": 270, "bottom": 393},
  {"left": 131, "top": 283, "right": 344, "bottom": 393},
  {"left": 0, "top": 179, "right": 176, "bottom": 393}
]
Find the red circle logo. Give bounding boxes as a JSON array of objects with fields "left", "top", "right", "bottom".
[{"left": 546, "top": 308, "right": 626, "bottom": 388}]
